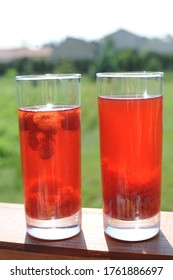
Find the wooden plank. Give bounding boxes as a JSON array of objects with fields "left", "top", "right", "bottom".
[{"left": 0, "top": 203, "right": 173, "bottom": 259}]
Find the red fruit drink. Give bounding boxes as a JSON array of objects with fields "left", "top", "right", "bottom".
[
  {"left": 18, "top": 105, "right": 81, "bottom": 220},
  {"left": 98, "top": 95, "right": 162, "bottom": 221}
]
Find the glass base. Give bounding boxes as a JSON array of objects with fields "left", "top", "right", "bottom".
[
  {"left": 104, "top": 212, "right": 160, "bottom": 241},
  {"left": 26, "top": 210, "right": 81, "bottom": 240}
]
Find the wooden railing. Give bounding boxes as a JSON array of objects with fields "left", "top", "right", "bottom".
[{"left": 0, "top": 203, "right": 173, "bottom": 259}]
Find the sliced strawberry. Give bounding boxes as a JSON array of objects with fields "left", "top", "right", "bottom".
[
  {"left": 27, "top": 131, "right": 44, "bottom": 151},
  {"left": 61, "top": 108, "right": 80, "bottom": 131},
  {"left": 25, "top": 178, "right": 63, "bottom": 219},
  {"left": 33, "top": 111, "right": 62, "bottom": 134},
  {"left": 56, "top": 186, "right": 80, "bottom": 217},
  {"left": 102, "top": 160, "right": 160, "bottom": 220},
  {"left": 18, "top": 111, "right": 36, "bottom": 131},
  {"left": 37, "top": 135, "right": 54, "bottom": 160},
  {"left": 25, "top": 178, "right": 80, "bottom": 219}
]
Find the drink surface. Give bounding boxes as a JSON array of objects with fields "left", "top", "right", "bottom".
[
  {"left": 18, "top": 105, "right": 81, "bottom": 220},
  {"left": 98, "top": 95, "right": 162, "bottom": 220}
]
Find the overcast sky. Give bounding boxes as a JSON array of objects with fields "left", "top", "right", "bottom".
[{"left": 0, "top": 0, "right": 172, "bottom": 49}]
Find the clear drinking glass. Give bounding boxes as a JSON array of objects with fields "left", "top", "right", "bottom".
[
  {"left": 16, "top": 74, "right": 81, "bottom": 240},
  {"left": 97, "top": 72, "right": 163, "bottom": 241}
]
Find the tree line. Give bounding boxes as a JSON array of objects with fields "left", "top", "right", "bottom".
[{"left": 1, "top": 40, "right": 173, "bottom": 78}]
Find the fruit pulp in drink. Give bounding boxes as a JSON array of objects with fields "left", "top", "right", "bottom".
[
  {"left": 18, "top": 105, "right": 81, "bottom": 220},
  {"left": 98, "top": 95, "right": 162, "bottom": 220}
]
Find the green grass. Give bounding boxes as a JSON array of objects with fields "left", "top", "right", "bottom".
[
  {"left": 0, "top": 75, "right": 22, "bottom": 202},
  {"left": 0, "top": 73, "right": 173, "bottom": 210},
  {"left": 161, "top": 72, "right": 173, "bottom": 210}
]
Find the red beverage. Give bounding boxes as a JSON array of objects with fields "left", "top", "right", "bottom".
[
  {"left": 18, "top": 105, "right": 81, "bottom": 220},
  {"left": 98, "top": 95, "right": 162, "bottom": 221}
]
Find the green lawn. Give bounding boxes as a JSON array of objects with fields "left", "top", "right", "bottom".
[
  {"left": 161, "top": 72, "right": 173, "bottom": 210},
  {"left": 0, "top": 73, "right": 173, "bottom": 210}
]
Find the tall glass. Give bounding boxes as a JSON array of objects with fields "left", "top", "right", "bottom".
[
  {"left": 16, "top": 74, "right": 81, "bottom": 240},
  {"left": 97, "top": 72, "right": 163, "bottom": 241}
]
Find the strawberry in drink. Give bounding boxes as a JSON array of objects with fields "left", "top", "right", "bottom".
[
  {"left": 98, "top": 95, "right": 162, "bottom": 221},
  {"left": 18, "top": 105, "right": 81, "bottom": 220}
]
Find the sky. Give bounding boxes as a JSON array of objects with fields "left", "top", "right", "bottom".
[{"left": 0, "top": 0, "right": 173, "bottom": 49}]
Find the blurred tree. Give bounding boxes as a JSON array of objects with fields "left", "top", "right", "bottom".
[
  {"left": 140, "top": 52, "right": 162, "bottom": 71},
  {"left": 54, "top": 59, "right": 76, "bottom": 73},
  {"left": 95, "top": 36, "right": 117, "bottom": 72},
  {"left": 116, "top": 49, "right": 140, "bottom": 71},
  {"left": 162, "top": 53, "right": 173, "bottom": 70}
]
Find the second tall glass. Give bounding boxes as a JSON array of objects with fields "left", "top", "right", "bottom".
[
  {"left": 16, "top": 74, "right": 81, "bottom": 240},
  {"left": 97, "top": 72, "right": 163, "bottom": 241}
]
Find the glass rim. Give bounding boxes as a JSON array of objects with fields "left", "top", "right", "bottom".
[
  {"left": 96, "top": 71, "right": 164, "bottom": 78},
  {"left": 16, "top": 73, "right": 81, "bottom": 81}
]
